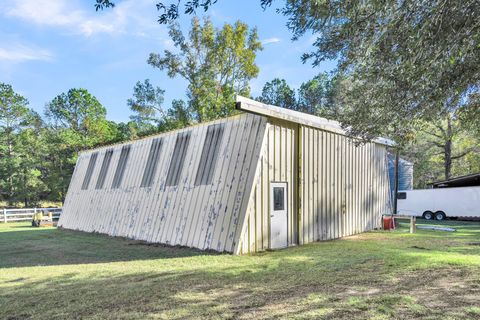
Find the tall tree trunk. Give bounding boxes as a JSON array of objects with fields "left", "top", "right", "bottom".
[
  {"left": 7, "top": 130, "right": 14, "bottom": 199},
  {"left": 444, "top": 115, "right": 453, "bottom": 180},
  {"left": 23, "top": 167, "right": 28, "bottom": 208}
]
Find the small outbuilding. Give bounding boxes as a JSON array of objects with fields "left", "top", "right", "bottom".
[{"left": 59, "top": 96, "right": 393, "bottom": 254}]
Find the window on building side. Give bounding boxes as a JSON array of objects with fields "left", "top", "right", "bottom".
[
  {"left": 195, "top": 124, "right": 225, "bottom": 186},
  {"left": 111, "top": 145, "right": 131, "bottom": 189},
  {"left": 166, "top": 131, "right": 191, "bottom": 186},
  {"left": 81, "top": 152, "right": 98, "bottom": 190},
  {"left": 95, "top": 149, "right": 114, "bottom": 189},
  {"left": 140, "top": 138, "right": 164, "bottom": 188}
]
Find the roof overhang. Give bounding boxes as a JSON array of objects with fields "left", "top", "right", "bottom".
[
  {"left": 236, "top": 95, "right": 395, "bottom": 146},
  {"left": 429, "top": 173, "right": 480, "bottom": 188}
]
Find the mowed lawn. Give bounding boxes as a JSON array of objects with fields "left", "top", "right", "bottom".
[{"left": 1, "top": 221, "right": 480, "bottom": 320}]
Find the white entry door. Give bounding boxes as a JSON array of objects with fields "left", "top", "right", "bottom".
[{"left": 270, "top": 182, "right": 288, "bottom": 249}]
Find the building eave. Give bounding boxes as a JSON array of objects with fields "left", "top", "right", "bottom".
[{"left": 236, "top": 95, "right": 396, "bottom": 147}]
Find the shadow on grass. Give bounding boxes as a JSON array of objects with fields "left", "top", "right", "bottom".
[
  {"left": 8, "top": 225, "right": 37, "bottom": 229},
  {"left": 1, "top": 248, "right": 479, "bottom": 320},
  {"left": 2, "top": 219, "right": 480, "bottom": 269},
  {"left": 1, "top": 219, "right": 480, "bottom": 319},
  {"left": 0, "top": 227, "right": 217, "bottom": 269},
  {"left": 0, "top": 268, "right": 334, "bottom": 320}
]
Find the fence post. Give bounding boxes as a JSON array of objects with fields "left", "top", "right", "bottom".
[
  {"left": 3, "top": 208, "right": 7, "bottom": 223},
  {"left": 410, "top": 216, "right": 416, "bottom": 234}
]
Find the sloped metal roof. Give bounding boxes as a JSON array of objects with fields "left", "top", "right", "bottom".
[{"left": 236, "top": 95, "right": 395, "bottom": 146}]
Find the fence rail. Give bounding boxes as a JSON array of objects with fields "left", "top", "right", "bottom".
[{"left": 0, "top": 208, "right": 62, "bottom": 223}]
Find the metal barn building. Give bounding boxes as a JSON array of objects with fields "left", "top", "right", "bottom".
[{"left": 59, "top": 96, "right": 393, "bottom": 254}]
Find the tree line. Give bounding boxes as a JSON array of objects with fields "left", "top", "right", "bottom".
[{"left": 2, "top": 9, "right": 480, "bottom": 206}]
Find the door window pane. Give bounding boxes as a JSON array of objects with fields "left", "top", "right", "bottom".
[{"left": 273, "top": 187, "right": 285, "bottom": 211}]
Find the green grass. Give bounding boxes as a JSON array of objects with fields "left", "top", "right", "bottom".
[{"left": 1, "top": 220, "right": 480, "bottom": 319}]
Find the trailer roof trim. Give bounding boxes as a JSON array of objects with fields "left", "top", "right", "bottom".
[
  {"left": 430, "top": 172, "right": 480, "bottom": 188},
  {"left": 236, "top": 95, "right": 395, "bottom": 146}
]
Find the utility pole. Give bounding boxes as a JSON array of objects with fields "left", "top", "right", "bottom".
[{"left": 393, "top": 150, "right": 400, "bottom": 215}]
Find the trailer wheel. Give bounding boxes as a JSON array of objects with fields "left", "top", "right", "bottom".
[
  {"left": 422, "top": 211, "right": 434, "bottom": 220},
  {"left": 435, "top": 211, "right": 446, "bottom": 221}
]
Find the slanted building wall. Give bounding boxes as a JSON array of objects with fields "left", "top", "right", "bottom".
[{"left": 59, "top": 113, "right": 267, "bottom": 253}]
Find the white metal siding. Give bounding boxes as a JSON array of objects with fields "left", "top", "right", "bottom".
[
  {"left": 59, "top": 113, "right": 267, "bottom": 253},
  {"left": 299, "top": 126, "right": 390, "bottom": 244}
]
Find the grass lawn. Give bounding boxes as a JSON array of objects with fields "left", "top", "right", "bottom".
[{"left": 1, "top": 220, "right": 480, "bottom": 319}]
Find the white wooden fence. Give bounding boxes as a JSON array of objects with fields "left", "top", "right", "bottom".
[{"left": 0, "top": 208, "right": 62, "bottom": 223}]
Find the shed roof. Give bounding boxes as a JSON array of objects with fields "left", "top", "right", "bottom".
[{"left": 236, "top": 95, "right": 395, "bottom": 146}]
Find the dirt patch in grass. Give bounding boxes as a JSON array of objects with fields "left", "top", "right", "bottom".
[
  {"left": 410, "top": 245, "right": 430, "bottom": 250},
  {"left": 149, "top": 266, "right": 480, "bottom": 320}
]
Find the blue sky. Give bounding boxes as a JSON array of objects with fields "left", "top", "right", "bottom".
[{"left": 0, "top": 0, "right": 336, "bottom": 123}]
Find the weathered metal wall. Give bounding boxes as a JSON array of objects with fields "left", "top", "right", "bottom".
[
  {"left": 238, "top": 121, "right": 390, "bottom": 253},
  {"left": 59, "top": 113, "right": 267, "bottom": 253}
]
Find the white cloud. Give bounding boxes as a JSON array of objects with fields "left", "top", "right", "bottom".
[
  {"left": 6, "top": 0, "right": 83, "bottom": 27},
  {"left": 262, "top": 37, "right": 281, "bottom": 45},
  {"left": 4, "top": 0, "right": 161, "bottom": 38},
  {"left": 0, "top": 43, "right": 53, "bottom": 62},
  {"left": 162, "top": 39, "right": 176, "bottom": 51}
]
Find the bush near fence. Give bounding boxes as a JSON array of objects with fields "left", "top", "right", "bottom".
[
  {"left": 0, "top": 201, "right": 63, "bottom": 209},
  {"left": 0, "top": 208, "right": 62, "bottom": 223}
]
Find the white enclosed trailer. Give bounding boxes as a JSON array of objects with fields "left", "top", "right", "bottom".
[{"left": 397, "top": 186, "right": 480, "bottom": 220}]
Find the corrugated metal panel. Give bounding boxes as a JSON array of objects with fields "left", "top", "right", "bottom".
[
  {"left": 238, "top": 121, "right": 391, "bottom": 253},
  {"left": 300, "top": 126, "right": 390, "bottom": 242},
  {"left": 59, "top": 113, "right": 267, "bottom": 253}
]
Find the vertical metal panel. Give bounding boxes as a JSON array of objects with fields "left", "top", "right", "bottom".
[
  {"left": 299, "top": 125, "right": 390, "bottom": 242},
  {"left": 59, "top": 113, "right": 267, "bottom": 253},
  {"left": 228, "top": 115, "right": 267, "bottom": 252},
  {"left": 206, "top": 117, "right": 248, "bottom": 251}
]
